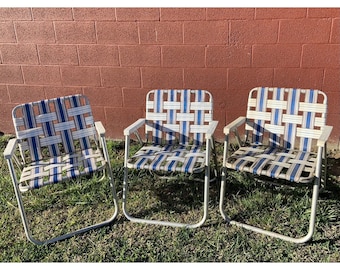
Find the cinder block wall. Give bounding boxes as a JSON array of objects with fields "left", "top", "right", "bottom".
[{"left": 0, "top": 8, "right": 339, "bottom": 146}]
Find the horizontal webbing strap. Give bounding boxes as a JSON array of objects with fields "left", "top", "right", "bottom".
[
  {"left": 226, "top": 144, "right": 317, "bottom": 183},
  {"left": 127, "top": 144, "right": 206, "bottom": 174},
  {"left": 19, "top": 149, "right": 106, "bottom": 192}
]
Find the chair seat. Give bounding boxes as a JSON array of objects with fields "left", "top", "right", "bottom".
[
  {"left": 127, "top": 144, "right": 206, "bottom": 174},
  {"left": 19, "top": 148, "right": 106, "bottom": 191},
  {"left": 226, "top": 145, "right": 317, "bottom": 183}
]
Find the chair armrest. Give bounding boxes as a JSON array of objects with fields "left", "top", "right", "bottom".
[
  {"left": 317, "top": 125, "right": 333, "bottom": 147},
  {"left": 223, "top": 116, "right": 246, "bottom": 135},
  {"left": 205, "top": 121, "right": 219, "bottom": 140},
  {"left": 3, "top": 138, "right": 18, "bottom": 159},
  {"left": 95, "top": 121, "right": 106, "bottom": 137},
  {"left": 124, "top": 118, "right": 146, "bottom": 136}
]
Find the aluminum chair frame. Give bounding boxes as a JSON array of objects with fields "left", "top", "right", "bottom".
[
  {"left": 4, "top": 94, "right": 119, "bottom": 245},
  {"left": 123, "top": 89, "right": 218, "bottom": 228},
  {"left": 219, "top": 87, "right": 333, "bottom": 243}
]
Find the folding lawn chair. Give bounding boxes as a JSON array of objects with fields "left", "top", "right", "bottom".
[
  {"left": 219, "top": 87, "right": 333, "bottom": 243},
  {"left": 3, "top": 94, "right": 118, "bottom": 245},
  {"left": 123, "top": 89, "right": 218, "bottom": 228}
]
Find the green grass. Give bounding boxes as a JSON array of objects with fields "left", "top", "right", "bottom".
[{"left": 0, "top": 135, "right": 340, "bottom": 262}]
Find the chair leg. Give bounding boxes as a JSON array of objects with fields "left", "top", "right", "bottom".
[
  {"left": 122, "top": 138, "right": 210, "bottom": 228},
  {"left": 122, "top": 167, "right": 210, "bottom": 228},
  {"left": 8, "top": 160, "right": 119, "bottom": 245},
  {"left": 219, "top": 171, "right": 321, "bottom": 244}
]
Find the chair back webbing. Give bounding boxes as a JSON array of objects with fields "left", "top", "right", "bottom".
[
  {"left": 12, "top": 95, "right": 97, "bottom": 164},
  {"left": 145, "top": 89, "right": 213, "bottom": 146},
  {"left": 245, "top": 87, "right": 327, "bottom": 152}
]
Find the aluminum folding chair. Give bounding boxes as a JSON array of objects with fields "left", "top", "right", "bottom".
[
  {"left": 220, "top": 87, "right": 333, "bottom": 243},
  {"left": 123, "top": 89, "right": 218, "bottom": 228},
  {"left": 3, "top": 94, "right": 118, "bottom": 245}
]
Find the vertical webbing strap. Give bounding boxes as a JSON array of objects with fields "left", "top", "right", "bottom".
[
  {"left": 38, "top": 99, "right": 60, "bottom": 157},
  {"left": 54, "top": 97, "right": 75, "bottom": 154},
  {"left": 180, "top": 90, "right": 190, "bottom": 145},
  {"left": 22, "top": 103, "right": 42, "bottom": 161},
  {"left": 284, "top": 89, "right": 299, "bottom": 149},
  {"left": 153, "top": 90, "right": 164, "bottom": 145},
  {"left": 253, "top": 87, "right": 267, "bottom": 144},
  {"left": 300, "top": 90, "right": 317, "bottom": 152},
  {"left": 269, "top": 87, "right": 284, "bottom": 147},
  {"left": 194, "top": 90, "right": 205, "bottom": 146},
  {"left": 166, "top": 90, "right": 176, "bottom": 144}
]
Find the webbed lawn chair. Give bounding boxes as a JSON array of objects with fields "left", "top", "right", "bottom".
[
  {"left": 123, "top": 89, "right": 218, "bottom": 228},
  {"left": 220, "top": 87, "right": 333, "bottom": 243},
  {"left": 4, "top": 94, "right": 118, "bottom": 245}
]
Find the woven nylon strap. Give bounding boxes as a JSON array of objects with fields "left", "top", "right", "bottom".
[
  {"left": 246, "top": 87, "right": 327, "bottom": 152},
  {"left": 145, "top": 89, "right": 213, "bottom": 146}
]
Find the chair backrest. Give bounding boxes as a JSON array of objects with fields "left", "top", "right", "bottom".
[
  {"left": 12, "top": 94, "right": 97, "bottom": 163},
  {"left": 245, "top": 87, "right": 327, "bottom": 152},
  {"left": 145, "top": 89, "right": 213, "bottom": 146}
]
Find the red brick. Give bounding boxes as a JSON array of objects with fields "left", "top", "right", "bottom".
[
  {"left": 139, "top": 22, "right": 183, "bottom": 44},
  {"left": 184, "top": 68, "right": 228, "bottom": 90},
  {"left": 116, "top": 8, "right": 159, "bottom": 21},
  {"left": 83, "top": 87, "right": 123, "bottom": 107},
  {"left": 323, "top": 69, "right": 340, "bottom": 92},
  {"left": 255, "top": 8, "right": 307, "bottom": 19},
  {"left": 206, "top": 45, "right": 251, "bottom": 67},
  {"left": 105, "top": 107, "right": 144, "bottom": 139},
  {"left": 91, "top": 106, "right": 106, "bottom": 127},
  {"left": 101, "top": 67, "right": 141, "bottom": 87},
  {"left": 97, "top": 22, "right": 139, "bottom": 44},
  {"left": 211, "top": 88, "right": 248, "bottom": 111},
  {"left": 307, "top": 8, "right": 340, "bottom": 18},
  {"left": 160, "top": 8, "right": 206, "bottom": 21},
  {"left": 15, "top": 21, "right": 55, "bottom": 44},
  {"left": 0, "top": 85, "right": 10, "bottom": 103},
  {"left": 162, "top": 45, "right": 205, "bottom": 68},
  {"left": 0, "top": 8, "right": 32, "bottom": 20},
  {"left": 122, "top": 88, "right": 150, "bottom": 108},
  {"left": 0, "top": 44, "right": 38, "bottom": 64},
  {"left": 207, "top": 8, "right": 254, "bottom": 20},
  {"left": 230, "top": 20, "right": 278, "bottom": 44},
  {"left": 8, "top": 85, "right": 45, "bottom": 103},
  {"left": 38, "top": 45, "right": 78, "bottom": 65},
  {"left": 32, "top": 8, "right": 73, "bottom": 20},
  {"left": 0, "top": 121, "right": 14, "bottom": 135},
  {"left": 225, "top": 109, "right": 247, "bottom": 128},
  {"left": 55, "top": 22, "right": 96, "bottom": 44},
  {"left": 326, "top": 113, "right": 340, "bottom": 144},
  {"left": 61, "top": 67, "right": 101, "bottom": 87},
  {"left": 73, "top": 8, "right": 116, "bottom": 21},
  {"left": 78, "top": 45, "right": 119, "bottom": 66},
  {"left": 331, "top": 19, "right": 340, "bottom": 44},
  {"left": 211, "top": 108, "right": 225, "bottom": 140},
  {"left": 141, "top": 67, "right": 183, "bottom": 89},
  {"left": 44, "top": 86, "right": 83, "bottom": 99},
  {"left": 0, "top": 103, "right": 16, "bottom": 134},
  {"left": 302, "top": 44, "right": 340, "bottom": 68},
  {"left": 0, "top": 22, "right": 16, "bottom": 43},
  {"left": 23, "top": 66, "right": 61, "bottom": 86},
  {"left": 325, "top": 91, "right": 340, "bottom": 119},
  {"left": 279, "top": 19, "right": 331, "bottom": 44},
  {"left": 273, "top": 68, "right": 323, "bottom": 89},
  {"left": 228, "top": 68, "right": 273, "bottom": 90},
  {"left": 253, "top": 44, "right": 302, "bottom": 68},
  {"left": 184, "top": 21, "right": 228, "bottom": 44},
  {"left": 0, "top": 65, "right": 23, "bottom": 84},
  {"left": 120, "top": 45, "right": 161, "bottom": 67}
]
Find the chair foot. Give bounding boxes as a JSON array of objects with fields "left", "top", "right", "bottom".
[{"left": 229, "top": 220, "right": 313, "bottom": 244}]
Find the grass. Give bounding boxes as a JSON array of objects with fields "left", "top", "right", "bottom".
[{"left": 0, "top": 135, "right": 340, "bottom": 262}]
